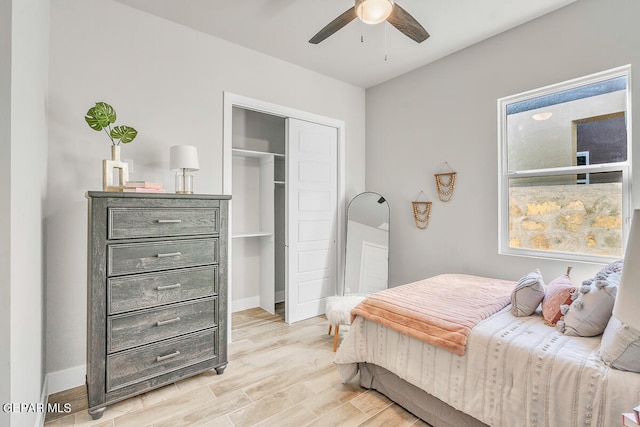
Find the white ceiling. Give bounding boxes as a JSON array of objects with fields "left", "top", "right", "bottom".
[{"left": 114, "top": 0, "right": 577, "bottom": 88}]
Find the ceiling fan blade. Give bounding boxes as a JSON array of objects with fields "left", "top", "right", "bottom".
[
  {"left": 386, "top": 4, "right": 430, "bottom": 43},
  {"left": 309, "top": 7, "right": 357, "bottom": 44}
]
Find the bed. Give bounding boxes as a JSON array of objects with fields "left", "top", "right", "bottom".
[{"left": 334, "top": 272, "right": 640, "bottom": 427}]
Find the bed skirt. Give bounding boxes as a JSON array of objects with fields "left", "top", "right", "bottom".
[{"left": 358, "top": 362, "right": 487, "bottom": 427}]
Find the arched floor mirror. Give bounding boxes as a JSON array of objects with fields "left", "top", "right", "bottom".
[{"left": 343, "top": 192, "right": 390, "bottom": 295}]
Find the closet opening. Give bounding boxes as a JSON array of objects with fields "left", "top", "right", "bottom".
[
  {"left": 223, "top": 92, "right": 346, "bottom": 340},
  {"left": 231, "top": 107, "right": 286, "bottom": 320}
]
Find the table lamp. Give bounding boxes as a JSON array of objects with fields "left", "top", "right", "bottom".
[
  {"left": 613, "top": 209, "right": 640, "bottom": 327},
  {"left": 169, "top": 145, "right": 199, "bottom": 194},
  {"left": 599, "top": 209, "right": 640, "bottom": 372}
]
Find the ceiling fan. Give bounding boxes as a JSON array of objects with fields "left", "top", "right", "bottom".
[{"left": 309, "top": 0, "right": 429, "bottom": 44}]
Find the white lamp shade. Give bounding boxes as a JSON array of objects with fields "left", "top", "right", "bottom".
[
  {"left": 355, "top": 0, "right": 394, "bottom": 25},
  {"left": 613, "top": 209, "right": 640, "bottom": 328},
  {"left": 170, "top": 145, "right": 199, "bottom": 171}
]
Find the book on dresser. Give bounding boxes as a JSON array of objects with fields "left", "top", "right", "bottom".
[
  {"left": 85, "top": 191, "right": 231, "bottom": 420},
  {"left": 123, "top": 180, "right": 163, "bottom": 189},
  {"left": 122, "top": 186, "right": 166, "bottom": 193},
  {"left": 122, "top": 181, "right": 165, "bottom": 192}
]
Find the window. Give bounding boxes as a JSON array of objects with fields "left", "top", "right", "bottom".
[{"left": 498, "top": 66, "right": 632, "bottom": 262}]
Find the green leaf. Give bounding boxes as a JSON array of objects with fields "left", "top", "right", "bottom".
[
  {"left": 110, "top": 126, "right": 138, "bottom": 144},
  {"left": 85, "top": 102, "right": 116, "bottom": 131}
]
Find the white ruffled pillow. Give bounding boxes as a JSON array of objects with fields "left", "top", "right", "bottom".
[
  {"left": 510, "top": 269, "right": 545, "bottom": 317},
  {"left": 559, "top": 265, "right": 621, "bottom": 337}
]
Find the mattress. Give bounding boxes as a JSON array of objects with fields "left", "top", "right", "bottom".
[{"left": 335, "top": 305, "right": 640, "bottom": 426}]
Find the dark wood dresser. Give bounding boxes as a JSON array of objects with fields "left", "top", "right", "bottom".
[{"left": 85, "top": 192, "right": 230, "bottom": 419}]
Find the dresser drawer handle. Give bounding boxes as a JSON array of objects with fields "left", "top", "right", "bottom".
[
  {"left": 156, "top": 283, "right": 181, "bottom": 291},
  {"left": 156, "top": 252, "right": 182, "bottom": 258},
  {"left": 157, "top": 219, "right": 182, "bottom": 224},
  {"left": 156, "top": 317, "right": 181, "bottom": 327},
  {"left": 155, "top": 351, "right": 180, "bottom": 362}
]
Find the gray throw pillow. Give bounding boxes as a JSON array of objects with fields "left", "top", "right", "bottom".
[
  {"left": 510, "top": 269, "right": 545, "bottom": 317},
  {"left": 600, "top": 315, "right": 640, "bottom": 372},
  {"left": 559, "top": 271, "right": 619, "bottom": 337}
]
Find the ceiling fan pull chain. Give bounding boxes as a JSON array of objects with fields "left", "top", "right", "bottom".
[{"left": 384, "top": 22, "right": 388, "bottom": 61}]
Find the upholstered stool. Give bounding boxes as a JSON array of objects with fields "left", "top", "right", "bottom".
[{"left": 325, "top": 295, "right": 366, "bottom": 351}]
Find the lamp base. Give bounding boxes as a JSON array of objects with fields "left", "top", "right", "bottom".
[{"left": 175, "top": 172, "right": 194, "bottom": 194}]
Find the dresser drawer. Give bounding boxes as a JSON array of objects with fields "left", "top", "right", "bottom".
[
  {"left": 108, "top": 266, "right": 217, "bottom": 315},
  {"left": 106, "top": 329, "right": 217, "bottom": 392},
  {"left": 108, "top": 238, "right": 217, "bottom": 276},
  {"left": 107, "top": 297, "right": 217, "bottom": 353},
  {"left": 108, "top": 207, "right": 218, "bottom": 239}
]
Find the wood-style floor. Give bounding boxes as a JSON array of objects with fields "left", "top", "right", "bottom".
[{"left": 44, "top": 307, "right": 429, "bottom": 426}]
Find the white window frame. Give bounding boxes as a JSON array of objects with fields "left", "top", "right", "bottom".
[{"left": 498, "top": 65, "right": 632, "bottom": 263}]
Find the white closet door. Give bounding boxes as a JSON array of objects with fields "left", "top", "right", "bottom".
[{"left": 286, "top": 118, "right": 338, "bottom": 323}]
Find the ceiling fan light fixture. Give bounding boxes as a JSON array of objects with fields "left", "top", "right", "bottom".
[
  {"left": 355, "top": 0, "right": 394, "bottom": 25},
  {"left": 532, "top": 112, "right": 553, "bottom": 121}
]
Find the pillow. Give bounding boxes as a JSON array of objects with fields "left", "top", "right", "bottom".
[
  {"left": 541, "top": 272, "right": 575, "bottom": 326},
  {"left": 600, "top": 259, "right": 624, "bottom": 275},
  {"left": 600, "top": 315, "right": 640, "bottom": 372},
  {"left": 559, "top": 270, "right": 620, "bottom": 337},
  {"left": 510, "top": 269, "right": 545, "bottom": 317}
]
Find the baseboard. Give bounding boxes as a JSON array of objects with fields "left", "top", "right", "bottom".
[
  {"left": 231, "top": 296, "right": 260, "bottom": 313},
  {"left": 45, "top": 364, "right": 86, "bottom": 395},
  {"left": 35, "top": 366, "right": 85, "bottom": 427},
  {"left": 275, "top": 291, "right": 285, "bottom": 303},
  {"left": 35, "top": 375, "right": 48, "bottom": 427}
]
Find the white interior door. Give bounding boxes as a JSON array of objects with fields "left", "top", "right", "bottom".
[{"left": 286, "top": 118, "right": 338, "bottom": 323}]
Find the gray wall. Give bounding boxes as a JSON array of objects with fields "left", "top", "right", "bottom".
[
  {"left": 0, "top": 1, "right": 12, "bottom": 425},
  {"left": 46, "top": 0, "right": 366, "bottom": 390},
  {"left": 2, "top": 0, "right": 50, "bottom": 426},
  {"left": 366, "top": 0, "right": 640, "bottom": 287}
]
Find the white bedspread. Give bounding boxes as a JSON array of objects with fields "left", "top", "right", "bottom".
[{"left": 335, "top": 306, "right": 640, "bottom": 427}]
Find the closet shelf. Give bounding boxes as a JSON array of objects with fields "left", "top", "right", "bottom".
[
  {"left": 232, "top": 148, "right": 285, "bottom": 159},
  {"left": 232, "top": 231, "right": 273, "bottom": 239}
]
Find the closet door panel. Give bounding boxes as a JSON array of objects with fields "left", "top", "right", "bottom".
[{"left": 286, "top": 118, "right": 338, "bottom": 323}]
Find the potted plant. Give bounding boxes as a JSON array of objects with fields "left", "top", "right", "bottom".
[
  {"left": 85, "top": 101, "right": 137, "bottom": 190},
  {"left": 85, "top": 102, "right": 137, "bottom": 157}
]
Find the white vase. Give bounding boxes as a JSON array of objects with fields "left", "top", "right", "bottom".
[
  {"left": 102, "top": 145, "right": 129, "bottom": 191},
  {"left": 111, "top": 145, "right": 120, "bottom": 161}
]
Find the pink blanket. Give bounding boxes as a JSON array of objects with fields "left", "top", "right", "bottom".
[{"left": 350, "top": 274, "right": 515, "bottom": 355}]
